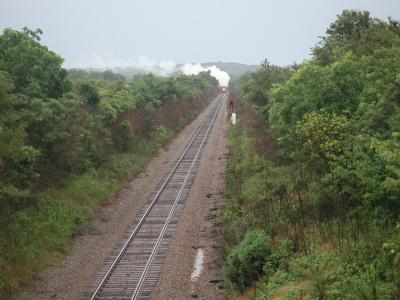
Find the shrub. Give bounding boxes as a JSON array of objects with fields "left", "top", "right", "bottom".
[
  {"left": 264, "top": 238, "right": 294, "bottom": 274},
  {"left": 224, "top": 230, "right": 272, "bottom": 292},
  {"left": 77, "top": 81, "right": 100, "bottom": 105},
  {"left": 113, "top": 120, "right": 134, "bottom": 152}
]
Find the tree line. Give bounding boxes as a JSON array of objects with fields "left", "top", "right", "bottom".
[
  {"left": 222, "top": 10, "right": 400, "bottom": 299},
  {"left": 0, "top": 27, "right": 218, "bottom": 210},
  {"left": 0, "top": 27, "right": 218, "bottom": 297}
]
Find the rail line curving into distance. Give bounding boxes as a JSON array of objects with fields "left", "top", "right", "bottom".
[{"left": 86, "top": 94, "right": 225, "bottom": 300}]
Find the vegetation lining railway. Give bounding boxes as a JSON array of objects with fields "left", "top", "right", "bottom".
[{"left": 85, "top": 94, "right": 225, "bottom": 300}]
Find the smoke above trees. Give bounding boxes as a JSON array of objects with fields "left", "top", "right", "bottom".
[{"left": 67, "top": 54, "right": 230, "bottom": 86}]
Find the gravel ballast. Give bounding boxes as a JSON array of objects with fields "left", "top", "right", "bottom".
[
  {"left": 150, "top": 97, "right": 228, "bottom": 299},
  {"left": 19, "top": 101, "right": 220, "bottom": 300}
]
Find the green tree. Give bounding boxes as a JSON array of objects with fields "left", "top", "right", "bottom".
[
  {"left": 224, "top": 230, "right": 272, "bottom": 291},
  {"left": 0, "top": 71, "right": 40, "bottom": 207},
  {"left": 239, "top": 59, "right": 292, "bottom": 107},
  {"left": 313, "top": 10, "right": 400, "bottom": 65},
  {"left": 0, "top": 27, "right": 71, "bottom": 98},
  {"left": 77, "top": 81, "right": 100, "bottom": 106}
]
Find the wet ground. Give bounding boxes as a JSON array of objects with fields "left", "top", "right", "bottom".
[
  {"left": 20, "top": 99, "right": 228, "bottom": 300},
  {"left": 150, "top": 97, "right": 228, "bottom": 300}
]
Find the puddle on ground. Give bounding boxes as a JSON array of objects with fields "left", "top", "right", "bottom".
[{"left": 191, "top": 248, "right": 204, "bottom": 282}]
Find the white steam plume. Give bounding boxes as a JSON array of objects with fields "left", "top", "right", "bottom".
[
  {"left": 66, "top": 53, "right": 177, "bottom": 76},
  {"left": 66, "top": 53, "right": 230, "bottom": 85},
  {"left": 180, "top": 63, "right": 230, "bottom": 86},
  {"left": 136, "top": 55, "right": 177, "bottom": 75}
]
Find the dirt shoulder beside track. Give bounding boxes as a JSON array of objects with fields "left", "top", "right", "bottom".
[{"left": 19, "top": 99, "right": 222, "bottom": 300}]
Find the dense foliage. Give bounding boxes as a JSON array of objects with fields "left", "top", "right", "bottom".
[
  {"left": 224, "top": 230, "right": 271, "bottom": 292},
  {"left": 0, "top": 27, "right": 218, "bottom": 296},
  {"left": 222, "top": 10, "right": 400, "bottom": 299}
]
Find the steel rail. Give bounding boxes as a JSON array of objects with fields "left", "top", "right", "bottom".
[
  {"left": 89, "top": 95, "right": 223, "bottom": 300},
  {"left": 131, "top": 94, "right": 224, "bottom": 300}
]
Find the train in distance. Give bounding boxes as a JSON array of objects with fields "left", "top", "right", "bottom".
[{"left": 219, "top": 86, "right": 227, "bottom": 93}]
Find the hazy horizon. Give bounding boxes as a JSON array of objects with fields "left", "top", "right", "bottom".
[{"left": 1, "top": 0, "right": 400, "bottom": 69}]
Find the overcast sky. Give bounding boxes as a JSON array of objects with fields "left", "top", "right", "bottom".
[{"left": 1, "top": 0, "right": 399, "bottom": 68}]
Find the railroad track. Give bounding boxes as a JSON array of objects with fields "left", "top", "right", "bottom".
[{"left": 84, "top": 94, "right": 225, "bottom": 300}]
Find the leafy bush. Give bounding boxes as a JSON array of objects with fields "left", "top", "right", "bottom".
[
  {"left": 222, "top": 9, "right": 400, "bottom": 297},
  {"left": 224, "top": 230, "right": 271, "bottom": 292},
  {"left": 77, "top": 81, "right": 100, "bottom": 105},
  {"left": 0, "top": 26, "right": 219, "bottom": 297},
  {"left": 264, "top": 238, "right": 294, "bottom": 274}
]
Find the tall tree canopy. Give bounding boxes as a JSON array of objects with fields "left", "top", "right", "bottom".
[{"left": 0, "top": 27, "right": 71, "bottom": 98}]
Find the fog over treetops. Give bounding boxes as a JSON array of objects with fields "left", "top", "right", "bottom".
[{"left": 67, "top": 55, "right": 258, "bottom": 86}]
